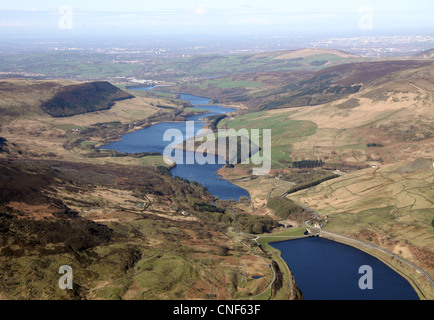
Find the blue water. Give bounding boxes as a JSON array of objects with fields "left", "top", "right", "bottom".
[
  {"left": 170, "top": 151, "right": 250, "bottom": 201},
  {"left": 271, "top": 237, "right": 419, "bottom": 300},
  {"left": 100, "top": 87, "right": 250, "bottom": 201}
]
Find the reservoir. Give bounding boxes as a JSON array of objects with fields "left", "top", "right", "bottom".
[
  {"left": 101, "top": 88, "right": 250, "bottom": 201},
  {"left": 101, "top": 87, "right": 420, "bottom": 300},
  {"left": 271, "top": 237, "right": 419, "bottom": 300}
]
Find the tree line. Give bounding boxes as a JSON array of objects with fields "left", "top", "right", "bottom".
[
  {"left": 291, "top": 159, "right": 323, "bottom": 168},
  {"left": 190, "top": 199, "right": 277, "bottom": 234},
  {"left": 266, "top": 197, "right": 305, "bottom": 220},
  {"left": 287, "top": 173, "right": 339, "bottom": 194}
]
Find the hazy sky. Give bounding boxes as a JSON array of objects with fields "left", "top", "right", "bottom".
[{"left": 1, "top": 0, "right": 433, "bottom": 38}]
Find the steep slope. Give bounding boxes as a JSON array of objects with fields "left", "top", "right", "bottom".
[
  {"left": 164, "top": 59, "right": 432, "bottom": 112},
  {"left": 39, "top": 81, "right": 134, "bottom": 117},
  {"left": 0, "top": 159, "right": 275, "bottom": 300},
  {"left": 0, "top": 79, "right": 134, "bottom": 118},
  {"left": 248, "top": 59, "right": 432, "bottom": 110},
  {"left": 0, "top": 78, "right": 177, "bottom": 163},
  {"left": 0, "top": 78, "right": 77, "bottom": 117}
]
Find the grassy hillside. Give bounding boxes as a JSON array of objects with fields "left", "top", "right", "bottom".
[
  {"left": 40, "top": 81, "right": 134, "bottom": 117},
  {"left": 0, "top": 78, "right": 188, "bottom": 165},
  {"left": 167, "top": 60, "right": 432, "bottom": 112},
  {"left": 223, "top": 109, "right": 317, "bottom": 169},
  {"left": 0, "top": 159, "right": 277, "bottom": 300},
  {"left": 0, "top": 76, "right": 300, "bottom": 300},
  {"left": 215, "top": 57, "right": 434, "bottom": 298},
  {"left": 0, "top": 78, "right": 77, "bottom": 117},
  {"left": 0, "top": 79, "right": 133, "bottom": 118}
]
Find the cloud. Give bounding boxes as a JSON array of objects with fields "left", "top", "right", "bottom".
[
  {"left": 0, "top": 22, "right": 27, "bottom": 27},
  {"left": 226, "top": 17, "right": 274, "bottom": 25}
]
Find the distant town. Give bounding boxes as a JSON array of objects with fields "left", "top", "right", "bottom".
[{"left": 1, "top": 34, "right": 433, "bottom": 59}]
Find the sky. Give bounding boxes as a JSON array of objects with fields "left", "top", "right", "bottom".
[{"left": 0, "top": 0, "right": 433, "bottom": 38}]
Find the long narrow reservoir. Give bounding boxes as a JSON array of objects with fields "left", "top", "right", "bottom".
[{"left": 100, "top": 88, "right": 250, "bottom": 201}]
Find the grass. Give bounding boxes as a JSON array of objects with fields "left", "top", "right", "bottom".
[
  {"left": 256, "top": 227, "right": 308, "bottom": 252},
  {"left": 81, "top": 140, "right": 98, "bottom": 147},
  {"left": 55, "top": 123, "right": 85, "bottom": 132},
  {"left": 192, "top": 77, "right": 263, "bottom": 89},
  {"left": 150, "top": 50, "right": 358, "bottom": 79},
  {"left": 0, "top": 52, "right": 141, "bottom": 79},
  {"left": 124, "top": 87, "right": 180, "bottom": 100},
  {"left": 138, "top": 155, "right": 173, "bottom": 168},
  {"left": 226, "top": 110, "right": 317, "bottom": 169},
  {"left": 132, "top": 249, "right": 200, "bottom": 299}
]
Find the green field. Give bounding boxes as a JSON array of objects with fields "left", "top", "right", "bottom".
[
  {"left": 256, "top": 227, "right": 308, "bottom": 252},
  {"left": 188, "top": 77, "right": 263, "bottom": 89},
  {"left": 0, "top": 52, "right": 141, "bottom": 79},
  {"left": 225, "top": 110, "right": 317, "bottom": 169},
  {"left": 138, "top": 155, "right": 172, "bottom": 168},
  {"left": 0, "top": 49, "right": 360, "bottom": 81},
  {"left": 152, "top": 51, "right": 359, "bottom": 79}
]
